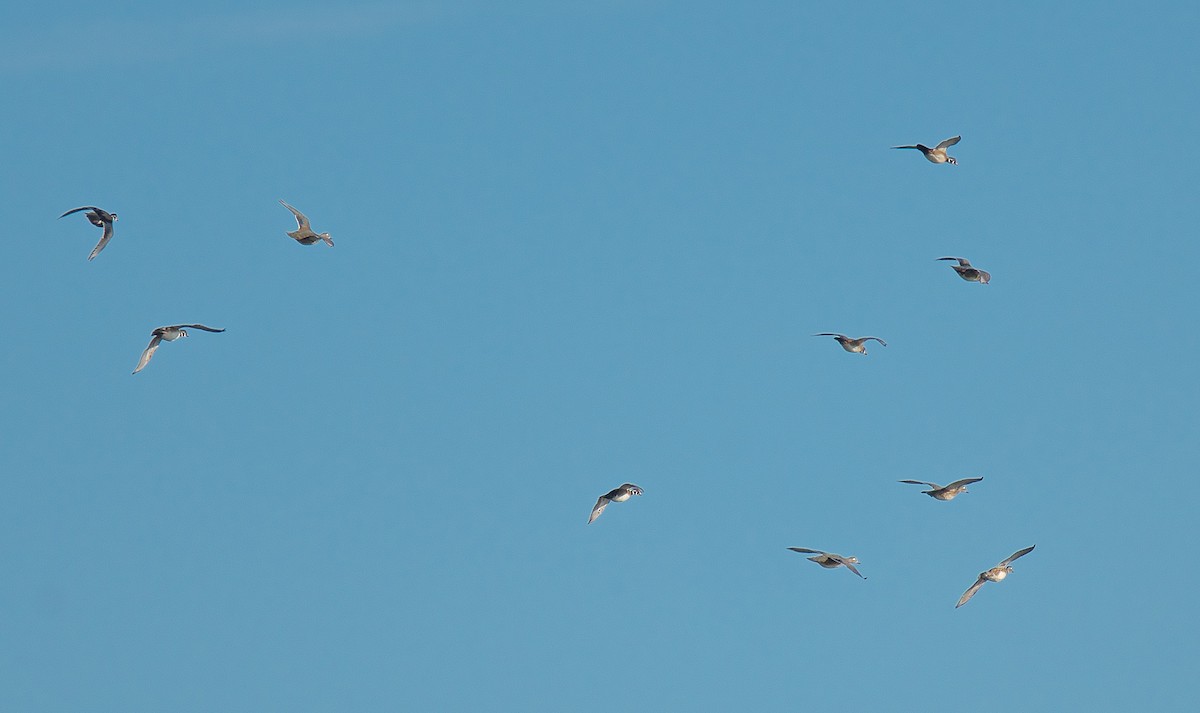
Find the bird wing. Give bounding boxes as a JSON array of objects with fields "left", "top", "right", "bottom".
[
  {"left": 787, "top": 547, "right": 825, "bottom": 555},
  {"left": 899, "top": 480, "right": 941, "bottom": 488},
  {"left": 956, "top": 576, "right": 987, "bottom": 608},
  {"left": 864, "top": 337, "right": 888, "bottom": 347},
  {"left": 133, "top": 334, "right": 163, "bottom": 374},
  {"left": 891, "top": 144, "right": 930, "bottom": 151},
  {"left": 588, "top": 497, "right": 611, "bottom": 524},
  {"left": 87, "top": 220, "right": 114, "bottom": 261},
  {"left": 813, "top": 333, "right": 847, "bottom": 338},
  {"left": 59, "top": 206, "right": 100, "bottom": 219},
  {"left": 835, "top": 557, "right": 866, "bottom": 579},
  {"left": 936, "top": 136, "right": 962, "bottom": 150},
  {"left": 172, "top": 324, "right": 225, "bottom": 333},
  {"left": 946, "top": 477, "right": 984, "bottom": 489},
  {"left": 1000, "top": 545, "right": 1036, "bottom": 566},
  {"left": 937, "top": 257, "right": 970, "bottom": 266},
  {"left": 279, "top": 200, "right": 310, "bottom": 230}
]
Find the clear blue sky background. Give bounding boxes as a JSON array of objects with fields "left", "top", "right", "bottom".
[{"left": 2, "top": 1, "right": 1197, "bottom": 710}]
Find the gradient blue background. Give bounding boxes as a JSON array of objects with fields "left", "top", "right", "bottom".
[{"left": 2, "top": 2, "right": 1197, "bottom": 710}]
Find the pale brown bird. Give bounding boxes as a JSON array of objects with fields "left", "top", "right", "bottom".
[
  {"left": 937, "top": 256, "right": 990, "bottom": 284},
  {"left": 787, "top": 547, "right": 866, "bottom": 579},
  {"left": 59, "top": 206, "right": 118, "bottom": 260},
  {"left": 899, "top": 477, "right": 983, "bottom": 501},
  {"left": 956, "top": 545, "right": 1036, "bottom": 608},
  {"left": 588, "top": 483, "right": 643, "bottom": 524},
  {"left": 892, "top": 135, "right": 961, "bottom": 164},
  {"left": 280, "top": 200, "right": 333, "bottom": 247},
  {"left": 813, "top": 333, "right": 887, "bottom": 355},
  {"left": 133, "top": 324, "right": 226, "bottom": 374}
]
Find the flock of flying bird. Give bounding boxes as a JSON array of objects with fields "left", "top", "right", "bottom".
[
  {"left": 60, "top": 135, "right": 1031, "bottom": 608},
  {"left": 57, "top": 200, "right": 331, "bottom": 373},
  {"left": 587, "top": 136, "right": 1035, "bottom": 609}
]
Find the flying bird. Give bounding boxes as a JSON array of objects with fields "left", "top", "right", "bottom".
[
  {"left": 588, "top": 483, "right": 643, "bottom": 524},
  {"left": 133, "top": 324, "right": 226, "bottom": 374},
  {"left": 937, "top": 257, "right": 991, "bottom": 284},
  {"left": 280, "top": 200, "right": 333, "bottom": 246},
  {"left": 956, "top": 545, "right": 1036, "bottom": 608},
  {"left": 59, "top": 206, "right": 118, "bottom": 260},
  {"left": 899, "top": 477, "right": 983, "bottom": 501},
  {"left": 813, "top": 333, "right": 888, "bottom": 355},
  {"left": 892, "top": 136, "right": 961, "bottom": 165},
  {"left": 787, "top": 547, "right": 866, "bottom": 579}
]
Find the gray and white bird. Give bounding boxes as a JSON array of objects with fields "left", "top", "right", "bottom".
[
  {"left": 787, "top": 547, "right": 866, "bottom": 579},
  {"left": 899, "top": 477, "right": 983, "bottom": 501},
  {"left": 937, "top": 257, "right": 990, "bottom": 284},
  {"left": 133, "top": 324, "right": 226, "bottom": 374},
  {"left": 956, "top": 545, "right": 1036, "bottom": 608},
  {"left": 892, "top": 135, "right": 961, "bottom": 165},
  {"left": 59, "top": 206, "right": 118, "bottom": 260},
  {"left": 813, "top": 333, "right": 888, "bottom": 355},
  {"left": 588, "top": 483, "right": 643, "bottom": 524},
  {"left": 279, "top": 200, "right": 333, "bottom": 247}
]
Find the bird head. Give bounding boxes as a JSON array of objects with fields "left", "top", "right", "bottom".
[
  {"left": 845, "top": 556, "right": 860, "bottom": 564},
  {"left": 179, "top": 329, "right": 189, "bottom": 338},
  {"left": 110, "top": 213, "right": 119, "bottom": 221},
  {"left": 947, "top": 157, "right": 958, "bottom": 165},
  {"left": 979, "top": 270, "right": 990, "bottom": 284}
]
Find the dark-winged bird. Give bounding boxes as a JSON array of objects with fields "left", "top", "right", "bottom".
[
  {"left": 813, "top": 333, "right": 888, "bottom": 355},
  {"left": 956, "top": 545, "right": 1036, "bottom": 608},
  {"left": 133, "top": 324, "right": 225, "bottom": 374},
  {"left": 59, "top": 206, "right": 118, "bottom": 260},
  {"left": 787, "top": 547, "right": 866, "bottom": 579},
  {"left": 892, "top": 135, "right": 961, "bottom": 165},
  {"left": 588, "top": 483, "right": 643, "bottom": 524},
  {"left": 937, "top": 256, "right": 990, "bottom": 284},
  {"left": 280, "top": 200, "right": 333, "bottom": 246},
  {"left": 899, "top": 477, "right": 983, "bottom": 501}
]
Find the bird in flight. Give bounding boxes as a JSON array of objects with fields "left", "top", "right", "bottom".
[
  {"left": 899, "top": 477, "right": 983, "bottom": 501},
  {"left": 588, "top": 483, "right": 643, "bottom": 524},
  {"left": 59, "top": 206, "right": 118, "bottom": 260},
  {"left": 813, "top": 333, "right": 888, "bottom": 355},
  {"left": 133, "top": 324, "right": 226, "bottom": 374},
  {"left": 280, "top": 200, "right": 334, "bottom": 246},
  {"left": 937, "top": 257, "right": 991, "bottom": 284},
  {"left": 956, "top": 545, "right": 1036, "bottom": 608},
  {"left": 892, "top": 135, "right": 961, "bottom": 165},
  {"left": 787, "top": 547, "right": 866, "bottom": 579}
]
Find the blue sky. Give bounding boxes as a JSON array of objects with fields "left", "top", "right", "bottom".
[{"left": 2, "top": 1, "right": 1198, "bottom": 710}]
